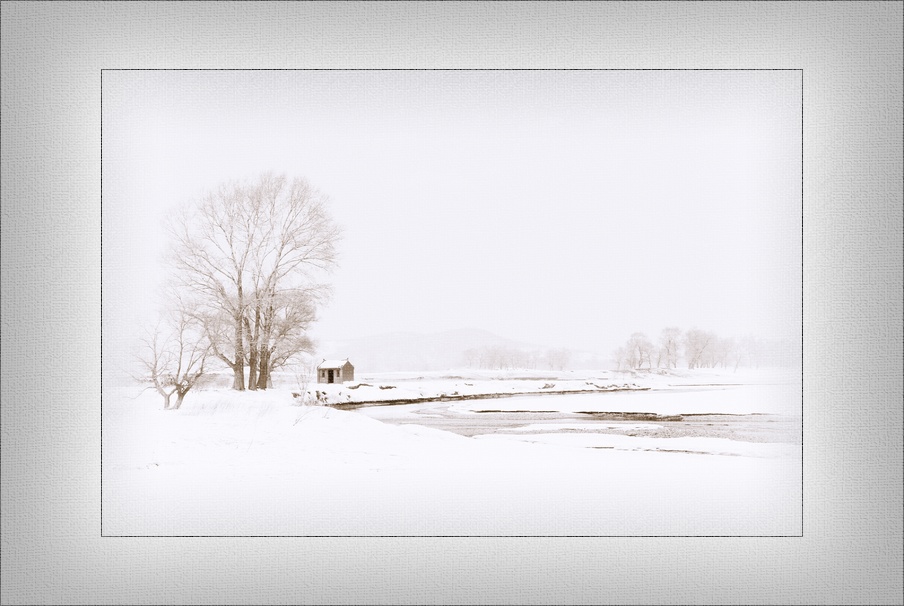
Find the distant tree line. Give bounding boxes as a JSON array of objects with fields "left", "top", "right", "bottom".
[
  {"left": 136, "top": 172, "right": 340, "bottom": 408},
  {"left": 612, "top": 327, "right": 795, "bottom": 371},
  {"left": 462, "top": 346, "right": 573, "bottom": 371}
]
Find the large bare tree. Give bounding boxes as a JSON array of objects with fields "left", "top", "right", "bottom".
[{"left": 166, "top": 172, "right": 339, "bottom": 390}]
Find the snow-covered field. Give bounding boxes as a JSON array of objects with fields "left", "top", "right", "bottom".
[{"left": 102, "top": 368, "right": 801, "bottom": 536}]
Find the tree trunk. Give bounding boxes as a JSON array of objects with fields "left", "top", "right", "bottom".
[
  {"left": 162, "top": 392, "right": 172, "bottom": 410},
  {"left": 233, "top": 285, "right": 246, "bottom": 390},
  {"left": 246, "top": 330, "right": 258, "bottom": 391},
  {"left": 232, "top": 313, "right": 245, "bottom": 391},
  {"left": 247, "top": 352, "right": 258, "bottom": 390},
  {"left": 173, "top": 391, "right": 186, "bottom": 410},
  {"left": 257, "top": 347, "right": 270, "bottom": 390},
  {"left": 246, "top": 312, "right": 259, "bottom": 390},
  {"left": 231, "top": 362, "right": 245, "bottom": 391},
  {"left": 256, "top": 302, "right": 274, "bottom": 390}
]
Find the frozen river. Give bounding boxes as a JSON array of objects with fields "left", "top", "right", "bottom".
[{"left": 353, "top": 388, "right": 801, "bottom": 457}]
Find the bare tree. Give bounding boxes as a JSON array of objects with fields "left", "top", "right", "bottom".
[
  {"left": 684, "top": 328, "right": 715, "bottom": 369},
  {"left": 244, "top": 174, "right": 338, "bottom": 389},
  {"left": 739, "top": 335, "right": 761, "bottom": 369},
  {"left": 712, "top": 336, "right": 736, "bottom": 369},
  {"left": 546, "top": 347, "right": 572, "bottom": 371},
  {"left": 136, "top": 309, "right": 209, "bottom": 409},
  {"left": 166, "top": 173, "right": 340, "bottom": 391},
  {"left": 292, "top": 358, "right": 318, "bottom": 406},
  {"left": 726, "top": 337, "right": 745, "bottom": 371},
  {"left": 166, "top": 180, "right": 254, "bottom": 390},
  {"left": 624, "top": 332, "right": 654, "bottom": 370},
  {"left": 658, "top": 327, "right": 682, "bottom": 369},
  {"left": 258, "top": 289, "right": 319, "bottom": 386}
]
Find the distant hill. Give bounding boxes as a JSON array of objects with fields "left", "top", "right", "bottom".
[{"left": 315, "top": 328, "right": 607, "bottom": 373}]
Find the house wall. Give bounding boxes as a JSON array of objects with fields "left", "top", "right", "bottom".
[{"left": 317, "top": 363, "right": 355, "bottom": 383}]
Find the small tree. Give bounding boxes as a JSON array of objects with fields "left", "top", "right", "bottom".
[
  {"left": 624, "top": 332, "right": 654, "bottom": 370},
  {"left": 740, "top": 335, "right": 762, "bottom": 368},
  {"left": 658, "top": 327, "right": 682, "bottom": 369},
  {"left": 684, "top": 328, "right": 715, "bottom": 369},
  {"left": 547, "top": 347, "right": 572, "bottom": 371},
  {"left": 291, "top": 358, "right": 318, "bottom": 405},
  {"left": 712, "top": 336, "right": 736, "bottom": 369},
  {"left": 137, "top": 309, "right": 209, "bottom": 409}
]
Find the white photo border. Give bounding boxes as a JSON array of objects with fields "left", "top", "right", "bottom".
[{"left": 2, "top": 2, "right": 901, "bottom": 604}]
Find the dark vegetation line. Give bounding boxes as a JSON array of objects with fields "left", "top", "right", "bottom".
[
  {"left": 322, "top": 386, "right": 651, "bottom": 409},
  {"left": 577, "top": 411, "right": 764, "bottom": 422}
]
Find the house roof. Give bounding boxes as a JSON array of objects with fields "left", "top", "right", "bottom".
[{"left": 318, "top": 359, "right": 352, "bottom": 369}]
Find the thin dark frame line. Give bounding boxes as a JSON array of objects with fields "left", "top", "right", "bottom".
[
  {"left": 100, "top": 68, "right": 802, "bottom": 72},
  {"left": 100, "top": 68, "right": 805, "bottom": 539},
  {"left": 106, "top": 536, "right": 805, "bottom": 539},
  {"left": 800, "top": 70, "right": 805, "bottom": 537},
  {"left": 100, "top": 68, "right": 104, "bottom": 537}
]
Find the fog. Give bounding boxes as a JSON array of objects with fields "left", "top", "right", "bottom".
[{"left": 102, "top": 70, "right": 801, "bottom": 373}]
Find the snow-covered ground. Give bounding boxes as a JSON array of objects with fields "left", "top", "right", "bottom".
[{"left": 102, "top": 368, "right": 801, "bottom": 536}]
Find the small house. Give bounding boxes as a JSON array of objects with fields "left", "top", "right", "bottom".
[{"left": 317, "top": 359, "right": 354, "bottom": 384}]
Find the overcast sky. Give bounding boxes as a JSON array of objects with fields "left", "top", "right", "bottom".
[{"left": 102, "top": 70, "right": 801, "bottom": 360}]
